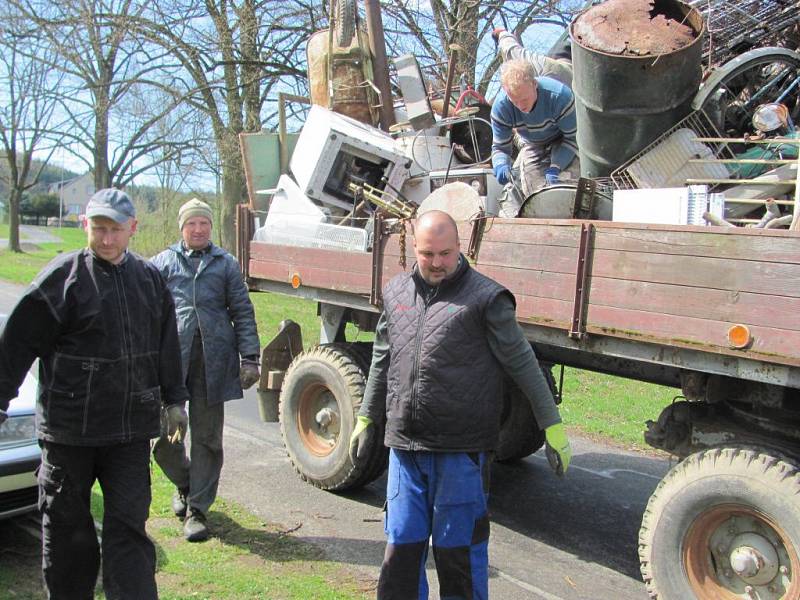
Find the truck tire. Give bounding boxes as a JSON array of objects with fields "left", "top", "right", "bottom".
[
  {"left": 334, "top": 0, "right": 356, "bottom": 47},
  {"left": 495, "top": 383, "right": 545, "bottom": 463},
  {"left": 279, "top": 344, "right": 387, "bottom": 491},
  {"left": 639, "top": 447, "right": 800, "bottom": 600}
]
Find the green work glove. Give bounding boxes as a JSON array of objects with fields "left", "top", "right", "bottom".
[
  {"left": 545, "top": 422, "right": 571, "bottom": 476},
  {"left": 348, "top": 415, "right": 374, "bottom": 463},
  {"left": 166, "top": 404, "right": 189, "bottom": 444}
]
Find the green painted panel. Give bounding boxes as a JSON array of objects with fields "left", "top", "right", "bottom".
[{"left": 240, "top": 132, "right": 299, "bottom": 212}]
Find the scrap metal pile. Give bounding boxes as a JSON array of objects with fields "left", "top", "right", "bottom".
[
  {"left": 252, "top": 0, "right": 800, "bottom": 251},
  {"left": 572, "top": 0, "right": 800, "bottom": 229}
]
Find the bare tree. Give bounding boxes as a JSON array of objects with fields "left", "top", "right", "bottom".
[
  {"left": 9, "top": 0, "right": 194, "bottom": 191},
  {"left": 129, "top": 0, "right": 321, "bottom": 248},
  {"left": 381, "top": 0, "right": 582, "bottom": 97},
  {"left": 146, "top": 95, "right": 205, "bottom": 250},
  {"left": 0, "top": 15, "right": 63, "bottom": 252}
]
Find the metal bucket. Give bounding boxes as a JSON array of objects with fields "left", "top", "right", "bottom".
[{"left": 569, "top": 0, "right": 705, "bottom": 178}]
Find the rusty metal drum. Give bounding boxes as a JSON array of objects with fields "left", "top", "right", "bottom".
[{"left": 569, "top": 0, "right": 706, "bottom": 177}]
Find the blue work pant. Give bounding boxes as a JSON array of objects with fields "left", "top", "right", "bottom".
[
  {"left": 378, "top": 448, "right": 491, "bottom": 600},
  {"left": 38, "top": 440, "right": 156, "bottom": 600}
]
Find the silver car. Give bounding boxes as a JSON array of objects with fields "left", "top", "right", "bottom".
[{"left": 0, "top": 315, "right": 40, "bottom": 519}]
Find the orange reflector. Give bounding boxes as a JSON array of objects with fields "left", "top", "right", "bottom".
[
  {"left": 290, "top": 273, "right": 302, "bottom": 289},
  {"left": 727, "top": 324, "right": 751, "bottom": 349}
]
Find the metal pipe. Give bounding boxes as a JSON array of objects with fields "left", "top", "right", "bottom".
[
  {"left": 725, "top": 198, "right": 796, "bottom": 205},
  {"left": 689, "top": 158, "right": 797, "bottom": 164},
  {"left": 792, "top": 155, "right": 800, "bottom": 230},
  {"left": 440, "top": 45, "right": 459, "bottom": 121},
  {"left": 694, "top": 137, "right": 800, "bottom": 144},
  {"left": 363, "top": 0, "right": 395, "bottom": 131},
  {"left": 327, "top": 1, "right": 335, "bottom": 110},
  {"left": 686, "top": 178, "right": 799, "bottom": 185}
]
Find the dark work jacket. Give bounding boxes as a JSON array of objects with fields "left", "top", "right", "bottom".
[
  {"left": 382, "top": 257, "right": 512, "bottom": 452},
  {"left": 151, "top": 242, "right": 259, "bottom": 404},
  {"left": 0, "top": 249, "right": 188, "bottom": 445}
]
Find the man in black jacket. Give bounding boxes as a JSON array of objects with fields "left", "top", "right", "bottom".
[
  {"left": 0, "top": 188, "right": 188, "bottom": 600},
  {"left": 349, "top": 210, "right": 571, "bottom": 600}
]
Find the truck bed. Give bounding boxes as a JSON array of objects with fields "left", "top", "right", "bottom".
[{"left": 245, "top": 217, "right": 800, "bottom": 390}]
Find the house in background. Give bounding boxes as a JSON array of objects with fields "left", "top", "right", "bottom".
[{"left": 48, "top": 172, "right": 95, "bottom": 217}]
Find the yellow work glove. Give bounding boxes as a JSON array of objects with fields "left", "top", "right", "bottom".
[
  {"left": 348, "top": 415, "right": 373, "bottom": 463},
  {"left": 166, "top": 404, "right": 188, "bottom": 444},
  {"left": 544, "top": 422, "right": 571, "bottom": 477}
]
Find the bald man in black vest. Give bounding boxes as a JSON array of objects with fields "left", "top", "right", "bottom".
[{"left": 350, "top": 210, "right": 571, "bottom": 599}]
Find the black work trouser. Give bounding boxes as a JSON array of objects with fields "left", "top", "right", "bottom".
[
  {"left": 38, "top": 440, "right": 157, "bottom": 600},
  {"left": 153, "top": 332, "right": 224, "bottom": 515}
]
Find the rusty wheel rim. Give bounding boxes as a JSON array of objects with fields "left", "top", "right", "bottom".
[
  {"left": 296, "top": 382, "right": 340, "bottom": 457},
  {"left": 684, "top": 504, "right": 798, "bottom": 599}
]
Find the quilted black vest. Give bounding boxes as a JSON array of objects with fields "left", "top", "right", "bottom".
[{"left": 382, "top": 258, "right": 512, "bottom": 452}]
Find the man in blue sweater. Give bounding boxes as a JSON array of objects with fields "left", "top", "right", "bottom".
[
  {"left": 491, "top": 58, "right": 579, "bottom": 205},
  {"left": 493, "top": 28, "right": 572, "bottom": 87}
]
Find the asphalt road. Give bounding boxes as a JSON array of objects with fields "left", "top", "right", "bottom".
[
  {"left": 222, "top": 394, "right": 669, "bottom": 600},
  {"left": 0, "top": 279, "right": 669, "bottom": 599}
]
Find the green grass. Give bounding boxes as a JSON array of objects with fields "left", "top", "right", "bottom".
[
  {"left": 147, "top": 466, "right": 369, "bottom": 600},
  {"left": 249, "top": 292, "right": 373, "bottom": 349},
  {"left": 560, "top": 368, "right": 676, "bottom": 449},
  {"left": 0, "top": 466, "right": 371, "bottom": 599},
  {"left": 0, "top": 226, "right": 88, "bottom": 284}
]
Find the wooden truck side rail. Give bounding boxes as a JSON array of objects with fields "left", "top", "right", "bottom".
[{"left": 245, "top": 215, "right": 800, "bottom": 390}]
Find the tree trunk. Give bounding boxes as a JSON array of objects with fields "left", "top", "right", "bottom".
[
  {"left": 7, "top": 189, "right": 22, "bottom": 253},
  {"left": 94, "top": 86, "right": 111, "bottom": 189},
  {"left": 220, "top": 163, "right": 246, "bottom": 250},
  {"left": 452, "top": 3, "right": 479, "bottom": 87}
]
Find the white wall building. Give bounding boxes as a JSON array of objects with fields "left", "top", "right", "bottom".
[{"left": 48, "top": 172, "right": 95, "bottom": 217}]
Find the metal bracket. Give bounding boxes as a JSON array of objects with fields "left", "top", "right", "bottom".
[
  {"left": 370, "top": 213, "right": 384, "bottom": 306},
  {"left": 569, "top": 222, "right": 594, "bottom": 340},
  {"left": 466, "top": 210, "right": 485, "bottom": 261}
]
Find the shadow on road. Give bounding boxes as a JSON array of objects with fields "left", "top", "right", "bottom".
[
  {"left": 206, "top": 509, "right": 387, "bottom": 569},
  {"left": 293, "top": 447, "right": 668, "bottom": 582},
  {"left": 489, "top": 450, "right": 668, "bottom": 579}
]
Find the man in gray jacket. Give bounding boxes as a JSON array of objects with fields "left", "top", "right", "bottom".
[{"left": 151, "top": 198, "right": 260, "bottom": 542}]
